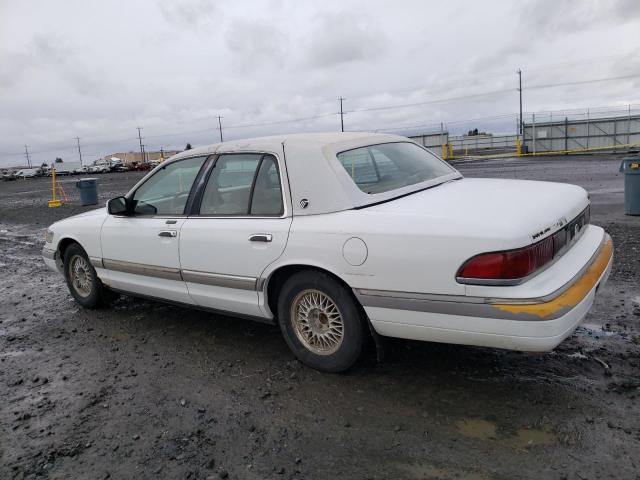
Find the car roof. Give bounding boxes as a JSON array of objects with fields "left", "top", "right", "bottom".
[
  {"left": 168, "top": 132, "right": 400, "bottom": 161},
  {"left": 145, "top": 132, "right": 461, "bottom": 216}
]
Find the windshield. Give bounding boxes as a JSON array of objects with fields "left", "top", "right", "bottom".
[{"left": 337, "top": 142, "right": 455, "bottom": 194}]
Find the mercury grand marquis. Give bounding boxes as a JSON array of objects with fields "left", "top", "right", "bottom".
[{"left": 43, "top": 133, "right": 613, "bottom": 372}]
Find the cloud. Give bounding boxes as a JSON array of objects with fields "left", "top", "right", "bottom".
[
  {"left": 303, "top": 12, "right": 386, "bottom": 68},
  {"left": 518, "top": 0, "right": 640, "bottom": 39},
  {"left": 1, "top": 0, "right": 640, "bottom": 167},
  {"left": 225, "top": 19, "right": 289, "bottom": 70},
  {"left": 157, "top": 0, "right": 219, "bottom": 29}
]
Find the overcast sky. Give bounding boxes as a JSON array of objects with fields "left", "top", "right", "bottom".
[{"left": 1, "top": 0, "right": 639, "bottom": 167}]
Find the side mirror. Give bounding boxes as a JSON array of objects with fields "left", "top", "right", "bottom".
[{"left": 107, "top": 196, "right": 129, "bottom": 215}]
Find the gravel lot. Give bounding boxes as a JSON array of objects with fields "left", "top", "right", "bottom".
[{"left": 1, "top": 155, "right": 639, "bottom": 480}]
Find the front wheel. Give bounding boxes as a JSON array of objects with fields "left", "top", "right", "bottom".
[
  {"left": 63, "top": 243, "right": 109, "bottom": 308},
  {"left": 277, "top": 271, "right": 367, "bottom": 372}
]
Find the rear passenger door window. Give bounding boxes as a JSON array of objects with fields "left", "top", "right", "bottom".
[
  {"left": 250, "top": 156, "right": 283, "bottom": 215},
  {"left": 199, "top": 154, "right": 283, "bottom": 216}
]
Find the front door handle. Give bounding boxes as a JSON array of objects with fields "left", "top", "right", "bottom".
[
  {"left": 249, "top": 234, "right": 272, "bottom": 242},
  {"left": 158, "top": 230, "right": 177, "bottom": 238}
]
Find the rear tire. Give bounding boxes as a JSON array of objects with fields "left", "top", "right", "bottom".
[
  {"left": 277, "top": 270, "right": 367, "bottom": 372},
  {"left": 63, "top": 243, "right": 110, "bottom": 308}
]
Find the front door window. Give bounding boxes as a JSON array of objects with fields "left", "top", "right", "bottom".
[{"left": 132, "top": 156, "right": 207, "bottom": 215}]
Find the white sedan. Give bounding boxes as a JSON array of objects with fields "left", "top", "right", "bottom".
[{"left": 43, "top": 133, "right": 613, "bottom": 372}]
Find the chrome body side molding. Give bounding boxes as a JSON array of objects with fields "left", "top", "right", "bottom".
[
  {"left": 76, "top": 256, "right": 259, "bottom": 290},
  {"left": 102, "top": 258, "right": 183, "bottom": 282},
  {"left": 181, "top": 270, "right": 257, "bottom": 290}
]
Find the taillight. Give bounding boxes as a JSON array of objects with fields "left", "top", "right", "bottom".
[
  {"left": 457, "top": 235, "right": 555, "bottom": 284},
  {"left": 457, "top": 206, "right": 590, "bottom": 285}
]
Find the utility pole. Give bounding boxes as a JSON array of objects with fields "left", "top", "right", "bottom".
[
  {"left": 339, "top": 97, "right": 345, "bottom": 132},
  {"left": 75, "top": 137, "right": 83, "bottom": 167},
  {"left": 517, "top": 69, "right": 523, "bottom": 138},
  {"left": 141, "top": 144, "right": 147, "bottom": 163},
  {"left": 24, "top": 145, "right": 31, "bottom": 168},
  {"left": 217, "top": 116, "right": 223, "bottom": 142},
  {"left": 137, "top": 127, "right": 144, "bottom": 163}
]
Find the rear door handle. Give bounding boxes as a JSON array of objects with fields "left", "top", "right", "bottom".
[
  {"left": 249, "top": 234, "right": 272, "bottom": 242},
  {"left": 158, "top": 230, "right": 177, "bottom": 238}
]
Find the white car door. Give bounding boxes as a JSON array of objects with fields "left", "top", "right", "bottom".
[
  {"left": 180, "top": 153, "right": 292, "bottom": 317},
  {"left": 101, "top": 155, "right": 208, "bottom": 303}
]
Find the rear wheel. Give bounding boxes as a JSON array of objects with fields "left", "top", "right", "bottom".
[
  {"left": 63, "top": 243, "right": 109, "bottom": 308},
  {"left": 277, "top": 271, "right": 367, "bottom": 372}
]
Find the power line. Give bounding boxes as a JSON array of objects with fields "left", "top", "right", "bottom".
[
  {"left": 5, "top": 71, "right": 640, "bottom": 166},
  {"left": 226, "top": 112, "right": 336, "bottom": 130},
  {"left": 345, "top": 88, "right": 514, "bottom": 114},
  {"left": 526, "top": 73, "right": 640, "bottom": 91}
]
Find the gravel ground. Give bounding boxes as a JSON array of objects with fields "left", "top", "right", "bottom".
[{"left": 0, "top": 156, "right": 639, "bottom": 480}]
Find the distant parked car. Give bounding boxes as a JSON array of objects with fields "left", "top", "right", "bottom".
[
  {"left": 2, "top": 170, "right": 17, "bottom": 181},
  {"left": 89, "top": 164, "right": 110, "bottom": 174},
  {"left": 115, "top": 165, "right": 131, "bottom": 172},
  {"left": 73, "top": 166, "right": 90, "bottom": 174},
  {"left": 15, "top": 168, "right": 41, "bottom": 178},
  {"left": 134, "top": 162, "right": 153, "bottom": 171},
  {"left": 42, "top": 133, "right": 613, "bottom": 372}
]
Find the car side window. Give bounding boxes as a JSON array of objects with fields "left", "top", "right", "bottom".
[
  {"left": 199, "top": 154, "right": 283, "bottom": 216},
  {"left": 131, "top": 156, "right": 206, "bottom": 215},
  {"left": 250, "top": 156, "right": 283, "bottom": 215}
]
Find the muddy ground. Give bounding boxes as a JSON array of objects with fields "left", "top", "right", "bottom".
[{"left": 1, "top": 155, "right": 639, "bottom": 480}]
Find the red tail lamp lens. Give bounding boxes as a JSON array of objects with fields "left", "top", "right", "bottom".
[{"left": 457, "top": 236, "right": 555, "bottom": 281}]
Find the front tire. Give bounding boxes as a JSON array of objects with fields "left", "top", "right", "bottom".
[
  {"left": 63, "top": 243, "right": 108, "bottom": 308},
  {"left": 277, "top": 271, "right": 367, "bottom": 372}
]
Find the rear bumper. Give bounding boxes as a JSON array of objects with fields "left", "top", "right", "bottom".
[{"left": 357, "top": 234, "right": 613, "bottom": 351}]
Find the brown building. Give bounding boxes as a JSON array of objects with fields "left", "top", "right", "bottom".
[{"left": 103, "top": 150, "right": 181, "bottom": 165}]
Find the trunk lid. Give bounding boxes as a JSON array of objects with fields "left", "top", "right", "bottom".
[{"left": 365, "top": 178, "right": 589, "bottom": 248}]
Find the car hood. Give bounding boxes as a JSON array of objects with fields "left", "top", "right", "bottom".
[
  {"left": 51, "top": 207, "right": 107, "bottom": 229},
  {"left": 364, "top": 177, "right": 589, "bottom": 247},
  {"left": 65, "top": 207, "right": 107, "bottom": 220}
]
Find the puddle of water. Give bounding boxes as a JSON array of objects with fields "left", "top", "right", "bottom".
[
  {"left": 0, "top": 350, "right": 27, "bottom": 358},
  {"left": 455, "top": 418, "right": 556, "bottom": 450},
  {"left": 399, "top": 462, "right": 490, "bottom": 480},
  {"left": 513, "top": 428, "right": 556, "bottom": 447},
  {"left": 566, "top": 352, "right": 588, "bottom": 359},
  {"left": 455, "top": 418, "right": 497, "bottom": 440},
  {"left": 580, "top": 322, "right": 616, "bottom": 337}
]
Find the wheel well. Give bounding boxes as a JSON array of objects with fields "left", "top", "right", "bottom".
[
  {"left": 265, "top": 265, "right": 360, "bottom": 318},
  {"left": 57, "top": 238, "right": 80, "bottom": 262}
]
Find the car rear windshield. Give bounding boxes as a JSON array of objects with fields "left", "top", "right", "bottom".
[{"left": 337, "top": 142, "right": 455, "bottom": 194}]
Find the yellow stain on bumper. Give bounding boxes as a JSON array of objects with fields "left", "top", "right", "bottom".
[{"left": 492, "top": 236, "right": 613, "bottom": 319}]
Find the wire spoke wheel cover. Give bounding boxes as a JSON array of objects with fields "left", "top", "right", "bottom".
[
  {"left": 290, "top": 289, "right": 344, "bottom": 355},
  {"left": 69, "top": 254, "right": 93, "bottom": 298}
]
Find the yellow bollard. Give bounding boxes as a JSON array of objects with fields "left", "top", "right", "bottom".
[
  {"left": 441, "top": 144, "right": 447, "bottom": 160},
  {"left": 48, "top": 168, "right": 62, "bottom": 208},
  {"left": 516, "top": 138, "right": 522, "bottom": 157},
  {"left": 448, "top": 143, "right": 453, "bottom": 159}
]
